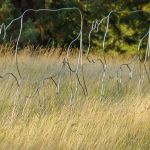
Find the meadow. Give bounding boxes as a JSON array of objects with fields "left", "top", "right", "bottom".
[{"left": 0, "top": 47, "right": 150, "bottom": 150}]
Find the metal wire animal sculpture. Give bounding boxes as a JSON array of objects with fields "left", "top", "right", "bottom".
[{"left": 0, "top": 7, "right": 150, "bottom": 107}]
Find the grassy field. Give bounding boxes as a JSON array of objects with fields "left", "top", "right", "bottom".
[{"left": 0, "top": 51, "right": 150, "bottom": 150}]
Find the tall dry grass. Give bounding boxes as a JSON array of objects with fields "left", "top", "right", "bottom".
[
  {"left": 0, "top": 49, "right": 150, "bottom": 150},
  {"left": 1, "top": 95, "right": 150, "bottom": 149}
]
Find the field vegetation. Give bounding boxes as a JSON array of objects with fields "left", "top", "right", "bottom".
[{"left": 0, "top": 47, "right": 150, "bottom": 149}]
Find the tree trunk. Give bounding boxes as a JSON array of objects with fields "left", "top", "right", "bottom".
[
  {"left": 12, "top": 0, "right": 45, "bottom": 12},
  {"left": 12, "top": 0, "right": 45, "bottom": 21}
]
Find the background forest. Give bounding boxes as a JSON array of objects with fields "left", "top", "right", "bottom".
[{"left": 0, "top": 0, "right": 150, "bottom": 54}]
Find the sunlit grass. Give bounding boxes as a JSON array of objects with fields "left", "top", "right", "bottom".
[
  {"left": 1, "top": 96, "right": 150, "bottom": 149},
  {"left": 0, "top": 51, "right": 150, "bottom": 150}
]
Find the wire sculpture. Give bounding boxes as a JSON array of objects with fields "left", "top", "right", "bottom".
[{"left": 0, "top": 7, "right": 150, "bottom": 114}]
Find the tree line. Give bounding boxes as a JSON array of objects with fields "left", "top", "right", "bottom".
[{"left": 0, "top": 0, "right": 150, "bottom": 54}]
